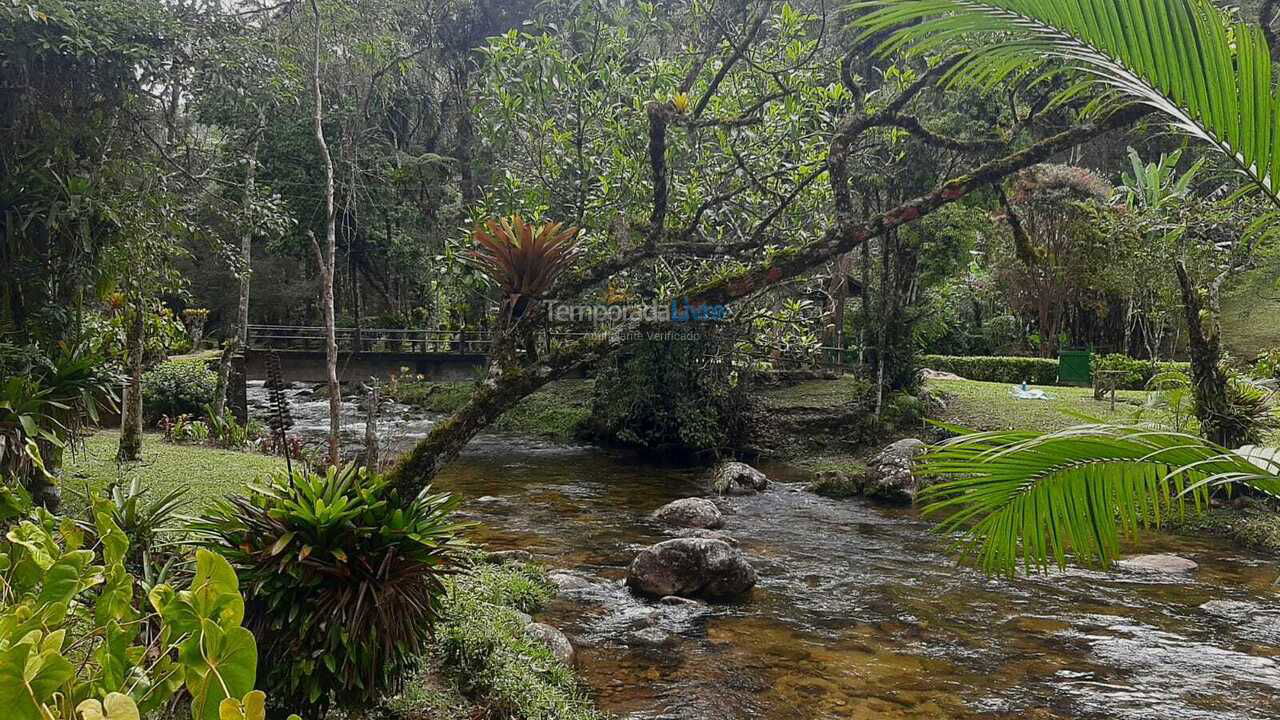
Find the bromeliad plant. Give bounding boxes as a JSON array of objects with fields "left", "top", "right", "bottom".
[
  {"left": 0, "top": 496, "right": 293, "bottom": 720},
  {"left": 468, "top": 215, "right": 581, "bottom": 320},
  {"left": 189, "top": 465, "right": 471, "bottom": 716}
]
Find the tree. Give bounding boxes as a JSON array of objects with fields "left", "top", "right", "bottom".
[
  {"left": 854, "top": 0, "right": 1280, "bottom": 446},
  {"left": 308, "top": 0, "right": 341, "bottom": 467},
  {"left": 386, "top": 0, "right": 1152, "bottom": 491},
  {"left": 996, "top": 164, "right": 1115, "bottom": 357}
]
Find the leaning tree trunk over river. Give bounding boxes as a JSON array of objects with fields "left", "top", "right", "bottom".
[
  {"left": 309, "top": 0, "right": 341, "bottom": 467},
  {"left": 385, "top": 106, "right": 1148, "bottom": 499}
]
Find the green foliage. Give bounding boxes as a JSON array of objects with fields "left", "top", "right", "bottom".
[
  {"left": 590, "top": 334, "right": 753, "bottom": 455},
  {"left": 918, "top": 354, "right": 1059, "bottom": 385},
  {"left": 190, "top": 465, "right": 471, "bottom": 716},
  {"left": 919, "top": 425, "right": 1280, "bottom": 575},
  {"left": 1092, "top": 354, "right": 1192, "bottom": 391},
  {"left": 141, "top": 358, "right": 217, "bottom": 422},
  {"left": 853, "top": 0, "right": 1280, "bottom": 231},
  {"left": 434, "top": 562, "right": 601, "bottom": 720},
  {"left": 0, "top": 496, "right": 287, "bottom": 720},
  {"left": 1250, "top": 348, "right": 1280, "bottom": 379},
  {"left": 95, "top": 475, "right": 187, "bottom": 573}
]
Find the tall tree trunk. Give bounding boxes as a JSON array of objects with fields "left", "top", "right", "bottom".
[
  {"left": 214, "top": 125, "right": 260, "bottom": 418},
  {"left": 117, "top": 297, "right": 145, "bottom": 461},
  {"left": 1175, "top": 261, "right": 1237, "bottom": 447},
  {"left": 310, "top": 0, "right": 341, "bottom": 467}
]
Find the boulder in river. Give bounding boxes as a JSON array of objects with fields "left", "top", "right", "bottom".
[
  {"left": 858, "top": 438, "right": 929, "bottom": 503},
  {"left": 1117, "top": 553, "right": 1198, "bottom": 574},
  {"left": 710, "top": 461, "right": 769, "bottom": 495},
  {"left": 525, "top": 622, "right": 576, "bottom": 665},
  {"left": 484, "top": 549, "right": 534, "bottom": 565},
  {"left": 626, "top": 538, "right": 756, "bottom": 600},
  {"left": 652, "top": 498, "right": 724, "bottom": 529}
]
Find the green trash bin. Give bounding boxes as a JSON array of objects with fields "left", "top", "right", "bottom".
[{"left": 1058, "top": 349, "right": 1093, "bottom": 386}]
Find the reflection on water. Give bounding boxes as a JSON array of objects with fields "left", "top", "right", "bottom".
[{"left": 252, "top": 384, "right": 1280, "bottom": 719}]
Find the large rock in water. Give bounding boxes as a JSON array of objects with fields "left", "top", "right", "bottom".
[
  {"left": 524, "top": 622, "right": 576, "bottom": 665},
  {"left": 652, "top": 498, "right": 724, "bottom": 529},
  {"left": 626, "top": 538, "right": 756, "bottom": 600},
  {"left": 859, "top": 438, "right": 929, "bottom": 503},
  {"left": 1117, "top": 553, "right": 1198, "bottom": 574},
  {"left": 710, "top": 461, "right": 769, "bottom": 495}
]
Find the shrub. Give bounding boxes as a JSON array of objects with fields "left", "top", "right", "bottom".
[
  {"left": 191, "top": 465, "right": 471, "bottom": 716},
  {"left": 434, "top": 561, "right": 602, "bottom": 720},
  {"left": 142, "top": 357, "right": 217, "bottom": 421},
  {"left": 1251, "top": 348, "right": 1280, "bottom": 380},
  {"left": 0, "top": 496, "right": 292, "bottom": 720},
  {"left": 1093, "top": 354, "right": 1192, "bottom": 390},
  {"left": 590, "top": 333, "right": 752, "bottom": 455},
  {"left": 917, "top": 354, "right": 1060, "bottom": 385}
]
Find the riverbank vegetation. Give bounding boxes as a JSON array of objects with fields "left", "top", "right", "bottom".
[{"left": 6, "top": 0, "right": 1280, "bottom": 717}]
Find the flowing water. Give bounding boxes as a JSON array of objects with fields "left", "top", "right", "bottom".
[{"left": 253, "top": 384, "right": 1280, "bottom": 719}]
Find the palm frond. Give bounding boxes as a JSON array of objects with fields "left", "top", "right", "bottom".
[
  {"left": 919, "top": 424, "right": 1280, "bottom": 575},
  {"left": 851, "top": 0, "right": 1280, "bottom": 207}
]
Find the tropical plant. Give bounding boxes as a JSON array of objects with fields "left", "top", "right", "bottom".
[
  {"left": 189, "top": 465, "right": 471, "bottom": 715},
  {"left": 203, "top": 404, "right": 249, "bottom": 450},
  {"left": 0, "top": 496, "right": 294, "bottom": 720},
  {"left": 854, "top": 0, "right": 1280, "bottom": 222},
  {"left": 468, "top": 215, "right": 581, "bottom": 317},
  {"left": 141, "top": 358, "right": 217, "bottom": 422},
  {"left": 918, "top": 425, "right": 1280, "bottom": 574},
  {"left": 94, "top": 475, "right": 187, "bottom": 574},
  {"left": 0, "top": 376, "right": 66, "bottom": 497}
]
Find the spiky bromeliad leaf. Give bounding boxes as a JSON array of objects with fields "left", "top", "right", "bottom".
[
  {"left": 468, "top": 215, "right": 581, "bottom": 301},
  {"left": 851, "top": 0, "right": 1280, "bottom": 226},
  {"left": 918, "top": 425, "right": 1280, "bottom": 575}
]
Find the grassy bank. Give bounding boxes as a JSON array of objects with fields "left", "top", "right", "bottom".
[
  {"left": 63, "top": 429, "right": 284, "bottom": 510},
  {"left": 390, "top": 378, "right": 595, "bottom": 442},
  {"left": 926, "top": 378, "right": 1149, "bottom": 432}
]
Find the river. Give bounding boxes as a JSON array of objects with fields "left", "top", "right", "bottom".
[{"left": 252, "top": 383, "right": 1280, "bottom": 719}]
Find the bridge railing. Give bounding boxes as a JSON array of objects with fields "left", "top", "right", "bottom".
[{"left": 246, "top": 325, "right": 600, "bottom": 354}]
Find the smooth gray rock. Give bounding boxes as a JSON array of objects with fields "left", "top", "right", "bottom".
[
  {"left": 547, "top": 571, "right": 593, "bottom": 593},
  {"left": 626, "top": 538, "right": 756, "bottom": 600},
  {"left": 652, "top": 498, "right": 724, "bottom": 529},
  {"left": 1117, "top": 553, "right": 1198, "bottom": 574},
  {"left": 859, "top": 438, "right": 930, "bottom": 503},
  {"left": 525, "top": 622, "right": 575, "bottom": 665},
  {"left": 484, "top": 549, "right": 533, "bottom": 564},
  {"left": 710, "top": 461, "right": 769, "bottom": 495}
]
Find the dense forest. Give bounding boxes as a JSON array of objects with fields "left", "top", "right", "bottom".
[{"left": 6, "top": 1, "right": 1280, "bottom": 719}]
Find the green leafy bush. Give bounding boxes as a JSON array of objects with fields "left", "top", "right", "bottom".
[
  {"left": 434, "top": 561, "right": 602, "bottom": 720},
  {"left": 917, "top": 354, "right": 1060, "bottom": 385},
  {"left": 590, "top": 334, "right": 752, "bottom": 455},
  {"left": 1090, "top": 354, "right": 1190, "bottom": 390},
  {"left": 0, "top": 496, "right": 289, "bottom": 720},
  {"left": 191, "top": 465, "right": 471, "bottom": 716},
  {"left": 1251, "top": 348, "right": 1280, "bottom": 380},
  {"left": 142, "top": 357, "right": 217, "bottom": 422}
]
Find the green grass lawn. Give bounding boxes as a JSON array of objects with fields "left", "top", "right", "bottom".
[
  {"left": 63, "top": 429, "right": 284, "bottom": 510},
  {"left": 928, "top": 378, "right": 1150, "bottom": 432}
]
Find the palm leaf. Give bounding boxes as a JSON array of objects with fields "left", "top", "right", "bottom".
[
  {"left": 918, "top": 424, "right": 1280, "bottom": 575},
  {"left": 851, "top": 0, "right": 1280, "bottom": 208}
]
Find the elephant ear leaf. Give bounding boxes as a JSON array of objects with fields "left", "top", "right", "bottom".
[
  {"left": 76, "top": 693, "right": 141, "bottom": 720},
  {"left": 183, "top": 620, "right": 258, "bottom": 720},
  {"left": 187, "top": 550, "right": 245, "bottom": 627},
  {"left": 217, "top": 690, "right": 267, "bottom": 720},
  {"left": 0, "top": 641, "right": 75, "bottom": 720}
]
